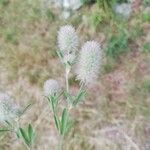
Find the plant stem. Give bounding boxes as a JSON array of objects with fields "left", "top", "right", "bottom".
[
  {"left": 27, "top": 146, "right": 31, "bottom": 150},
  {"left": 27, "top": 145, "right": 33, "bottom": 150},
  {"left": 79, "top": 82, "right": 84, "bottom": 91},
  {"left": 65, "top": 66, "right": 70, "bottom": 93},
  {"left": 58, "top": 135, "right": 63, "bottom": 150},
  {"left": 65, "top": 66, "right": 72, "bottom": 109}
]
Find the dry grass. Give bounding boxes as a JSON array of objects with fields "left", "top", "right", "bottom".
[{"left": 0, "top": 0, "right": 150, "bottom": 150}]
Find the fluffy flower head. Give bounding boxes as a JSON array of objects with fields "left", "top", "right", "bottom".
[
  {"left": 0, "top": 92, "right": 20, "bottom": 123},
  {"left": 43, "top": 79, "right": 60, "bottom": 97},
  {"left": 76, "top": 41, "right": 102, "bottom": 85},
  {"left": 58, "top": 25, "right": 78, "bottom": 54},
  {"left": 115, "top": 3, "right": 132, "bottom": 18}
]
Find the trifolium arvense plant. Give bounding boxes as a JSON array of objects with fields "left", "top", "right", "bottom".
[
  {"left": 43, "top": 25, "right": 102, "bottom": 150},
  {"left": 0, "top": 91, "right": 35, "bottom": 150}
]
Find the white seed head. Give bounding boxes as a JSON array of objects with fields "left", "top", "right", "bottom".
[
  {"left": 0, "top": 92, "right": 20, "bottom": 123},
  {"left": 76, "top": 41, "right": 102, "bottom": 85},
  {"left": 58, "top": 25, "right": 78, "bottom": 54},
  {"left": 43, "top": 79, "right": 60, "bottom": 97}
]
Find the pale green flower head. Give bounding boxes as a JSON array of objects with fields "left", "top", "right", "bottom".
[
  {"left": 76, "top": 41, "right": 102, "bottom": 85},
  {"left": 43, "top": 79, "right": 60, "bottom": 97},
  {"left": 58, "top": 25, "right": 78, "bottom": 55},
  {"left": 0, "top": 92, "right": 20, "bottom": 123}
]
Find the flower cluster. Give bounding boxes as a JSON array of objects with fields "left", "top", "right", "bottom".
[
  {"left": 44, "top": 25, "right": 102, "bottom": 91},
  {"left": 57, "top": 25, "right": 78, "bottom": 65},
  {"left": 76, "top": 41, "right": 102, "bottom": 85},
  {"left": 0, "top": 92, "right": 20, "bottom": 123},
  {"left": 58, "top": 25, "right": 78, "bottom": 54}
]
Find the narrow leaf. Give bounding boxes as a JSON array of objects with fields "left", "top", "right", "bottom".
[
  {"left": 16, "top": 130, "right": 20, "bottom": 138},
  {"left": 65, "top": 120, "right": 73, "bottom": 135},
  {"left": 28, "top": 124, "right": 33, "bottom": 142},
  {"left": 54, "top": 115, "right": 60, "bottom": 131},
  {"left": 5, "top": 121, "right": 13, "bottom": 128},
  {"left": 61, "top": 108, "right": 68, "bottom": 135},
  {"left": 0, "top": 129, "right": 10, "bottom": 132},
  {"left": 47, "top": 96, "right": 51, "bottom": 103},
  {"left": 56, "top": 50, "right": 63, "bottom": 60},
  {"left": 51, "top": 97, "right": 55, "bottom": 113},
  {"left": 74, "top": 90, "right": 85, "bottom": 106},
  {"left": 21, "top": 103, "right": 33, "bottom": 116},
  {"left": 64, "top": 91, "right": 73, "bottom": 106},
  {"left": 19, "top": 128, "right": 30, "bottom": 146}
]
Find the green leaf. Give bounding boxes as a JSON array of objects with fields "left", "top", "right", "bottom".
[
  {"left": 66, "top": 61, "right": 72, "bottom": 66},
  {"left": 61, "top": 108, "right": 68, "bottom": 135},
  {"left": 21, "top": 103, "right": 33, "bottom": 116},
  {"left": 16, "top": 130, "right": 20, "bottom": 138},
  {"left": 47, "top": 96, "right": 51, "bottom": 103},
  {"left": 0, "top": 128, "right": 10, "bottom": 132},
  {"left": 65, "top": 120, "right": 73, "bottom": 135},
  {"left": 19, "top": 128, "right": 30, "bottom": 146},
  {"left": 64, "top": 91, "right": 73, "bottom": 106},
  {"left": 54, "top": 115, "right": 60, "bottom": 132},
  {"left": 51, "top": 97, "right": 55, "bottom": 113},
  {"left": 28, "top": 124, "right": 33, "bottom": 142},
  {"left": 74, "top": 90, "right": 85, "bottom": 106},
  {"left": 56, "top": 50, "right": 63, "bottom": 60},
  {"left": 56, "top": 91, "right": 63, "bottom": 99},
  {"left": 46, "top": 95, "right": 60, "bottom": 113},
  {"left": 5, "top": 120, "right": 13, "bottom": 128}
]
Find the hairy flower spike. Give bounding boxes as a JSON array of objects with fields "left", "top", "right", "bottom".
[
  {"left": 0, "top": 92, "right": 20, "bottom": 123},
  {"left": 76, "top": 41, "right": 102, "bottom": 85},
  {"left": 43, "top": 79, "right": 60, "bottom": 97},
  {"left": 58, "top": 25, "right": 78, "bottom": 54}
]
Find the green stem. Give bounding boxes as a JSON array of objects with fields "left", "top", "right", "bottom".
[
  {"left": 65, "top": 66, "right": 73, "bottom": 109},
  {"left": 65, "top": 67, "right": 70, "bottom": 93},
  {"left": 27, "top": 146, "right": 31, "bottom": 150},
  {"left": 58, "top": 135, "right": 64, "bottom": 150},
  {"left": 79, "top": 82, "right": 84, "bottom": 91}
]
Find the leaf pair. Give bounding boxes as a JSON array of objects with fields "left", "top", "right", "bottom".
[
  {"left": 17, "top": 124, "right": 35, "bottom": 148},
  {"left": 54, "top": 108, "right": 73, "bottom": 136},
  {"left": 46, "top": 94, "right": 61, "bottom": 113},
  {"left": 64, "top": 89, "right": 85, "bottom": 107}
]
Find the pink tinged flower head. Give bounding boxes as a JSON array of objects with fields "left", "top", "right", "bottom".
[
  {"left": 43, "top": 79, "right": 60, "bottom": 97},
  {"left": 57, "top": 25, "right": 78, "bottom": 54},
  {"left": 0, "top": 92, "right": 20, "bottom": 123},
  {"left": 76, "top": 41, "right": 102, "bottom": 85}
]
